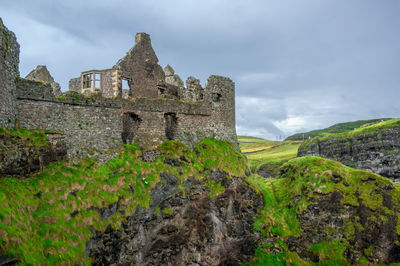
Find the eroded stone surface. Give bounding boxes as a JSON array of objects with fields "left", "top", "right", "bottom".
[
  {"left": 115, "top": 33, "right": 165, "bottom": 99},
  {"left": 0, "top": 18, "right": 19, "bottom": 128},
  {"left": 26, "top": 65, "right": 62, "bottom": 96},
  {"left": 88, "top": 172, "right": 263, "bottom": 265},
  {"left": 298, "top": 127, "right": 400, "bottom": 180},
  {"left": 0, "top": 132, "right": 67, "bottom": 176}
]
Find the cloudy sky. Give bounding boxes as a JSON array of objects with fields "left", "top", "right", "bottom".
[{"left": 1, "top": 0, "right": 399, "bottom": 139}]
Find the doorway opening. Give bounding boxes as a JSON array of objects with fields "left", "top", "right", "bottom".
[
  {"left": 122, "top": 112, "right": 142, "bottom": 144},
  {"left": 164, "top": 112, "right": 178, "bottom": 140}
]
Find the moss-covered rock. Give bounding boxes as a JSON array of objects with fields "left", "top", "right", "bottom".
[
  {"left": 0, "top": 128, "right": 67, "bottom": 176},
  {"left": 247, "top": 156, "right": 400, "bottom": 265},
  {"left": 298, "top": 119, "right": 400, "bottom": 180},
  {"left": 0, "top": 138, "right": 261, "bottom": 265}
]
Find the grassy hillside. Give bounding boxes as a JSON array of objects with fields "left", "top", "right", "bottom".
[
  {"left": 286, "top": 118, "right": 392, "bottom": 141},
  {"left": 0, "top": 137, "right": 248, "bottom": 265},
  {"left": 299, "top": 118, "right": 400, "bottom": 152},
  {"left": 246, "top": 156, "right": 400, "bottom": 265},
  {"left": 238, "top": 136, "right": 301, "bottom": 176}
]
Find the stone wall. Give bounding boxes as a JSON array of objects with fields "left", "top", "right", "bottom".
[
  {"left": 14, "top": 77, "right": 237, "bottom": 160},
  {"left": 0, "top": 18, "right": 19, "bottom": 127},
  {"left": 115, "top": 33, "right": 165, "bottom": 99},
  {"left": 100, "top": 69, "right": 116, "bottom": 98},
  {"left": 17, "top": 98, "right": 122, "bottom": 161},
  {"left": 205, "top": 75, "right": 238, "bottom": 147},
  {"left": 69, "top": 77, "right": 81, "bottom": 92},
  {"left": 1, "top": 19, "right": 239, "bottom": 161},
  {"left": 25, "top": 65, "right": 61, "bottom": 95}
]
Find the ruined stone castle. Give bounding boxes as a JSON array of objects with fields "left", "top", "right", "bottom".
[{"left": 0, "top": 18, "right": 238, "bottom": 161}]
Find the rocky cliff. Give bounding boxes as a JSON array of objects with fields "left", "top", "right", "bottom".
[
  {"left": 88, "top": 172, "right": 262, "bottom": 265},
  {"left": 298, "top": 119, "right": 400, "bottom": 181},
  {"left": 0, "top": 139, "right": 263, "bottom": 265},
  {"left": 0, "top": 128, "right": 67, "bottom": 176},
  {"left": 248, "top": 156, "right": 400, "bottom": 265}
]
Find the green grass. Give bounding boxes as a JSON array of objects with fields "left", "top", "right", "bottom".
[
  {"left": 286, "top": 118, "right": 392, "bottom": 141},
  {"left": 246, "top": 156, "right": 400, "bottom": 265},
  {"left": 238, "top": 136, "right": 301, "bottom": 175},
  {"left": 0, "top": 138, "right": 248, "bottom": 265},
  {"left": 300, "top": 118, "right": 400, "bottom": 152},
  {"left": 0, "top": 128, "right": 61, "bottom": 147}
]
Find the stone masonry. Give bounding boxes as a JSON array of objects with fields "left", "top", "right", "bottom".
[
  {"left": 0, "top": 18, "right": 19, "bottom": 128},
  {"left": 26, "top": 65, "right": 62, "bottom": 96},
  {"left": 0, "top": 18, "right": 238, "bottom": 161}
]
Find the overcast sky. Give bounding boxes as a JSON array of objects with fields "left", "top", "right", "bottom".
[{"left": 1, "top": 0, "right": 399, "bottom": 139}]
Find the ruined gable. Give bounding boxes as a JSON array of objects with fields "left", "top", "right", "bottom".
[
  {"left": 114, "top": 33, "right": 165, "bottom": 99},
  {"left": 26, "top": 65, "right": 62, "bottom": 96}
]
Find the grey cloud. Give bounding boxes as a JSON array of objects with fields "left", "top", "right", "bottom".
[{"left": 0, "top": 0, "right": 399, "bottom": 139}]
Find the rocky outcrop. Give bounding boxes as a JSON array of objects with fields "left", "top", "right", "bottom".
[
  {"left": 26, "top": 65, "right": 62, "bottom": 96},
  {"left": 88, "top": 170, "right": 263, "bottom": 265},
  {"left": 0, "top": 129, "right": 67, "bottom": 176},
  {"left": 298, "top": 120, "right": 400, "bottom": 181},
  {"left": 253, "top": 156, "right": 400, "bottom": 265}
]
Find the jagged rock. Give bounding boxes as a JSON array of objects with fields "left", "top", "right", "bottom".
[
  {"left": 298, "top": 120, "right": 400, "bottom": 181},
  {"left": 0, "top": 130, "right": 67, "bottom": 176},
  {"left": 0, "top": 252, "right": 18, "bottom": 265},
  {"left": 164, "top": 64, "right": 184, "bottom": 88},
  {"left": 258, "top": 156, "right": 400, "bottom": 264},
  {"left": 88, "top": 171, "right": 264, "bottom": 265},
  {"left": 26, "top": 65, "right": 62, "bottom": 96}
]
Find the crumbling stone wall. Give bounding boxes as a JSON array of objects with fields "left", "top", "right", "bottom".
[
  {"left": 164, "top": 65, "right": 184, "bottom": 88},
  {"left": 0, "top": 18, "right": 19, "bottom": 127},
  {"left": 99, "top": 69, "right": 117, "bottom": 98},
  {"left": 1, "top": 18, "right": 239, "bottom": 161},
  {"left": 68, "top": 77, "right": 81, "bottom": 93},
  {"left": 26, "top": 65, "right": 61, "bottom": 95},
  {"left": 115, "top": 33, "right": 165, "bottom": 99}
]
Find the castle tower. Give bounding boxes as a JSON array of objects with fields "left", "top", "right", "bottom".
[{"left": 205, "top": 75, "right": 238, "bottom": 147}]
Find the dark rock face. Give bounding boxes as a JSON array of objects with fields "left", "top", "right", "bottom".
[
  {"left": 88, "top": 171, "right": 263, "bottom": 265},
  {"left": 0, "top": 252, "right": 18, "bottom": 265},
  {"left": 298, "top": 127, "right": 400, "bottom": 180},
  {"left": 0, "top": 133, "right": 67, "bottom": 176},
  {"left": 288, "top": 188, "right": 400, "bottom": 264}
]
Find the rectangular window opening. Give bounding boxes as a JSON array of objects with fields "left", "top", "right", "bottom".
[{"left": 122, "top": 79, "right": 130, "bottom": 90}]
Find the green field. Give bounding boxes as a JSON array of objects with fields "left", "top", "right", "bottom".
[
  {"left": 285, "top": 118, "right": 392, "bottom": 141},
  {"left": 238, "top": 136, "right": 302, "bottom": 176}
]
